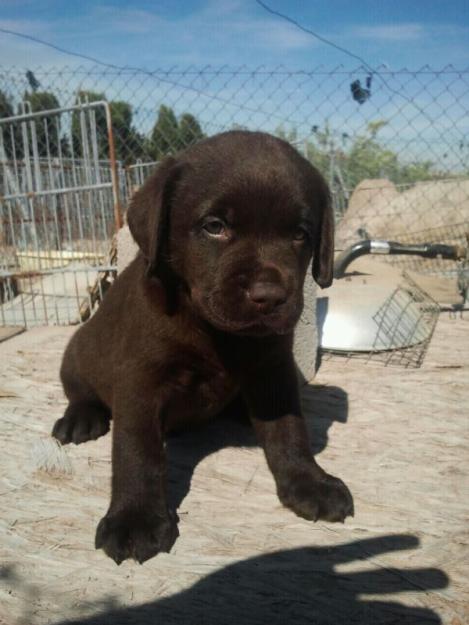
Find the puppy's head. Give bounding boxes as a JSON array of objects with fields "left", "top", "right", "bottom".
[{"left": 128, "top": 131, "right": 334, "bottom": 336}]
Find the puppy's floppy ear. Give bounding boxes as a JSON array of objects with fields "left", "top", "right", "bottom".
[
  {"left": 312, "top": 178, "right": 335, "bottom": 288},
  {"left": 127, "top": 156, "right": 179, "bottom": 265},
  {"left": 127, "top": 156, "right": 184, "bottom": 312}
]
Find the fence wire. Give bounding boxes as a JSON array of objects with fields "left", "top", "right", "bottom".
[{"left": 0, "top": 64, "right": 468, "bottom": 329}]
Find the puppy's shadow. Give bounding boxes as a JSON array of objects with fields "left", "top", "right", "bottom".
[{"left": 166, "top": 382, "right": 348, "bottom": 512}]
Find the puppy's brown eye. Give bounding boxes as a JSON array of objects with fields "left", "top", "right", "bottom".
[
  {"left": 203, "top": 219, "right": 226, "bottom": 237},
  {"left": 294, "top": 228, "right": 307, "bottom": 241}
]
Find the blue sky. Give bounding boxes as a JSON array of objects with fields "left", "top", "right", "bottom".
[
  {"left": 1, "top": 0, "right": 468, "bottom": 172},
  {"left": 0, "top": 0, "right": 468, "bottom": 70}
]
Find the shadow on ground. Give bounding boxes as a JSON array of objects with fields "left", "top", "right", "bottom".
[
  {"left": 1, "top": 386, "right": 449, "bottom": 624},
  {"left": 166, "top": 382, "right": 349, "bottom": 511},
  {"left": 33, "top": 534, "right": 447, "bottom": 625}
]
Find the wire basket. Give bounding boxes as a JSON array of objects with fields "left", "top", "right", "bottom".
[{"left": 320, "top": 272, "right": 440, "bottom": 368}]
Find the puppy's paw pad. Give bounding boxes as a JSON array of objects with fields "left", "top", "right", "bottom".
[
  {"left": 95, "top": 510, "right": 179, "bottom": 565},
  {"left": 279, "top": 473, "right": 354, "bottom": 523},
  {"left": 52, "top": 406, "right": 110, "bottom": 445},
  {"left": 315, "top": 475, "right": 354, "bottom": 522}
]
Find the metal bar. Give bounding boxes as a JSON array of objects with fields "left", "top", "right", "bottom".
[
  {"left": 0, "top": 99, "right": 121, "bottom": 328},
  {"left": 69, "top": 110, "right": 81, "bottom": 251},
  {"left": 76, "top": 107, "right": 89, "bottom": 247},
  {"left": 1, "top": 182, "right": 113, "bottom": 201},
  {"left": 0, "top": 101, "right": 110, "bottom": 126},
  {"left": 102, "top": 101, "right": 123, "bottom": 230},
  {"left": 87, "top": 108, "right": 99, "bottom": 256},
  {"left": 47, "top": 150, "right": 62, "bottom": 254},
  {"left": 0, "top": 131, "right": 18, "bottom": 253},
  {"left": 0, "top": 265, "right": 117, "bottom": 278}
]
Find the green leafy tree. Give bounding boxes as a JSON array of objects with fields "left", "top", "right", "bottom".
[
  {"left": 71, "top": 90, "right": 108, "bottom": 159},
  {"left": 109, "top": 101, "right": 149, "bottom": 164},
  {"left": 275, "top": 125, "right": 298, "bottom": 144},
  {"left": 150, "top": 106, "right": 205, "bottom": 159},
  {"left": 23, "top": 91, "right": 61, "bottom": 157},
  {"left": 307, "top": 123, "right": 341, "bottom": 179},
  {"left": 23, "top": 91, "right": 60, "bottom": 114},
  {"left": 277, "top": 120, "right": 445, "bottom": 216},
  {"left": 397, "top": 160, "right": 439, "bottom": 185},
  {"left": 0, "top": 90, "right": 14, "bottom": 118},
  {"left": 179, "top": 113, "right": 204, "bottom": 148},
  {"left": 0, "top": 90, "right": 18, "bottom": 248},
  {"left": 0, "top": 90, "right": 16, "bottom": 158},
  {"left": 72, "top": 92, "right": 151, "bottom": 164},
  {"left": 344, "top": 121, "right": 442, "bottom": 187},
  {"left": 304, "top": 120, "right": 441, "bottom": 190},
  {"left": 151, "top": 105, "right": 181, "bottom": 158},
  {"left": 110, "top": 100, "right": 133, "bottom": 162},
  {"left": 346, "top": 138, "right": 399, "bottom": 189}
]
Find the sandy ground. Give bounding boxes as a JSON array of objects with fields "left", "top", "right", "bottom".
[{"left": 0, "top": 315, "right": 468, "bottom": 625}]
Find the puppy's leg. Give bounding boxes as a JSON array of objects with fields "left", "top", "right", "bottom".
[
  {"left": 243, "top": 357, "right": 354, "bottom": 523},
  {"left": 52, "top": 363, "right": 111, "bottom": 445},
  {"left": 95, "top": 378, "right": 178, "bottom": 564}
]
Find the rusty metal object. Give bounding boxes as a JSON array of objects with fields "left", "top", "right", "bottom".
[{"left": 103, "top": 101, "right": 123, "bottom": 231}]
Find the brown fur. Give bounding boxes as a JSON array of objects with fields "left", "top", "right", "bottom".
[{"left": 52, "top": 131, "right": 353, "bottom": 564}]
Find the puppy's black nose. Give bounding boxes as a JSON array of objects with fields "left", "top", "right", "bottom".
[{"left": 247, "top": 282, "right": 287, "bottom": 313}]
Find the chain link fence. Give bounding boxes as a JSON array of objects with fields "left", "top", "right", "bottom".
[{"left": 1, "top": 64, "right": 469, "bottom": 327}]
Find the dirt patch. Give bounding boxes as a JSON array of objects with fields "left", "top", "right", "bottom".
[{"left": 0, "top": 320, "right": 468, "bottom": 624}]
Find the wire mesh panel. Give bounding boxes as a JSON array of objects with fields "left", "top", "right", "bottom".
[
  {"left": 0, "top": 65, "right": 468, "bottom": 328},
  {"left": 2, "top": 65, "right": 469, "bottom": 205},
  {"left": 125, "top": 159, "right": 159, "bottom": 197},
  {"left": 0, "top": 101, "right": 121, "bottom": 326}
]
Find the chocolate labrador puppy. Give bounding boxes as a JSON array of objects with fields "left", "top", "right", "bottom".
[{"left": 52, "top": 130, "right": 353, "bottom": 564}]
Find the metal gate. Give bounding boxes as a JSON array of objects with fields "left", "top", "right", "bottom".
[{"left": 0, "top": 101, "right": 122, "bottom": 327}]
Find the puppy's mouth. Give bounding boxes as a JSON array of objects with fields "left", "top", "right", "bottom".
[{"left": 201, "top": 300, "right": 301, "bottom": 336}]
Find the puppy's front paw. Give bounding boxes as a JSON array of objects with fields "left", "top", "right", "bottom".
[
  {"left": 95, "top": 508, "right": 179, "bottom": 564},
  {"left": 278, "top": 472, "right": 354, "bottom": 523},
  {"left": 52, "top": 403, "right": 110, "bottom": 445}
]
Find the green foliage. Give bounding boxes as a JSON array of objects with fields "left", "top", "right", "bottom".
[
  {"left": 23, "top": 91, "right": 61, "bottom": 156},
  {"left": 0, "top": 89, "right": 14, "bottom": 118},
  {"left": 71, "top": 92, "right": 159, "bottom": 164},
  {"left": 24, "top": 91, "right": 59, "bottom": 112},
  {"left": 179, "top": 113, "right": 204, "bottom": 148},
  {"left": 275, "top": 125, "right": 298, "bottom": 144},
  {"left": 276, "top": 121, "right": 444, "bottom": 193},
  {"left": 345, "top": 133, "right": 400, "bottom": 189},
  {"left": 71, "top": 90, "right": 108, "bottom": 159},
  {"left": 275, "top": 120, "right": 449, "bottom": 217},
  {"left": 1, "top": 85, "right": 205, "bottom": 166},
  {"left": 150, "top": 105, "right": 205, "bottom": 159},
  {"left": 396, "top": 160, "right": 437, "bottom": 185},
  {"left": 151, "top": 105, "right": 180, "bottom": 157},
  {"left": 0, "top": 90, "right": 16, "bottom": 159},
  {"left": 306, "top": 123, "right": 340, "bottom": 176},
  {"left": 109, "top": 100, "right": 148, "bottom": 164}
]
